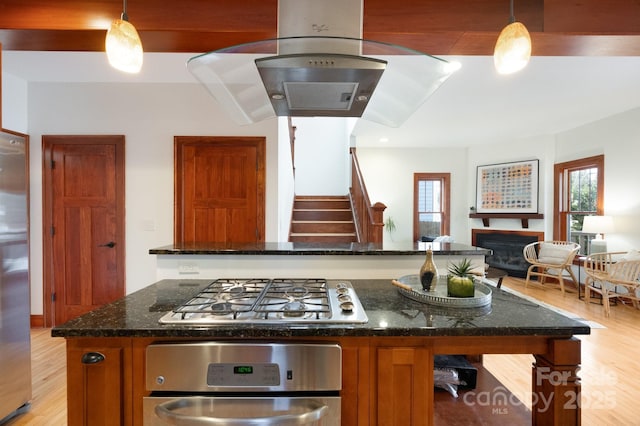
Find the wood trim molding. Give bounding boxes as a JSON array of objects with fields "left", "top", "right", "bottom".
[
  {"left": 30, "top": 315, "right": 44, "bottom": 328},
  {"left": 469, "top": 213, "right": 544, "bottom": 229}
]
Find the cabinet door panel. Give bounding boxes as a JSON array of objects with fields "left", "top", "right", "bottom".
[
  {"left": 377, "top": 347, "right": 434, "bottom": 426},
  {"left": 67, "top": 346, "right": 123, "bottom": 425}
]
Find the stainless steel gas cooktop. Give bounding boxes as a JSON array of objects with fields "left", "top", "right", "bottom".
[{"left": 159, "top": 278, "right": 368, "bottom": 325}]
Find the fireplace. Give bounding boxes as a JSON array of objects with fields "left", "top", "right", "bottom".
[{"left": 472, "top": 229, "right": 544, "bottom": 278}]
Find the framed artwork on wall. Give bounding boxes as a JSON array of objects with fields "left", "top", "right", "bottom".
[{"left": 476, "top": 159, "right": 539, "bottom": 214}]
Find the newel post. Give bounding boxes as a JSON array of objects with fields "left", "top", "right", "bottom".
[{"left": 369, "top": 202, "right": 387, "bottom": 243}]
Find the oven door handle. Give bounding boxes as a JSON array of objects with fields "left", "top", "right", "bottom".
[{"left": 154, "top": 398, "right": 329, "bottom": 425}]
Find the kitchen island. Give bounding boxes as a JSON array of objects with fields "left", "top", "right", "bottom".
[{"left": 52, "top": 278, "right": 589, "bottom": 426}]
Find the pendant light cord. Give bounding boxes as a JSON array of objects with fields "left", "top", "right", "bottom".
[
  {"left": 121, "top": 0, "right": 129, "bottom": 22},
  {"left": 509, "top": 0, "right": 515, "bottom": 24}
]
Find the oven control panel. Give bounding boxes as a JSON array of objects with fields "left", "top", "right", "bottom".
[
  {"left": 146, "top": 342, "right": 341, "bottom": 392},
  {"left": 207, "top": 363, "right": 281, "bottom": 387}
]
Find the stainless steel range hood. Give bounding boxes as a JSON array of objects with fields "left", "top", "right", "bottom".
[
  {"left": 187, "top": 0, "right": 457, "bottom": 127},
  {"left": 255, "top": 53, "right": 386, "bottom": 118}
]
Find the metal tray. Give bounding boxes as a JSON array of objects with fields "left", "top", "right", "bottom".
[{"left": 395, "top": 275, "right": 492, "bottom": 308}]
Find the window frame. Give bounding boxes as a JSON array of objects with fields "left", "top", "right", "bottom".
[
  {"left": 553, "top": 155, "right": 604, "bottom": 242},
  {"left": 413, "top": 173, "right": 450, "bottom": 242}
]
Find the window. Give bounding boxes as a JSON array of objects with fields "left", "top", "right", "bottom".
[
  {"left": 414, "top": 173, "right": 450, "bottom": 241},
  {"left": 553, "top": 155, "right": 604, "bottom": 254}
]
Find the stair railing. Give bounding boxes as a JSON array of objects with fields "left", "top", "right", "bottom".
[
  {"left": 288, "top": 117, "right": 296, "bottom": 177},
  {"left": 349, "top": 148, "right": 386, "bottom": 243}
]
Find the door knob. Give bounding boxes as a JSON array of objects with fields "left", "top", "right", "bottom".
[{"left": 99, "top": 241, "right": 116, "bottom": 248}]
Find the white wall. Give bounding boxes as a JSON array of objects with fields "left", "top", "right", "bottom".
[
  {"left": 292, "top": 117, "right": 350, "bottom": 195},
  {"left": 2, "top": 72, "right": 28, "bottom": 132},
  {"left": 6, "top": 69, "right": 640, "bottom": 316},
  {"left": 155, "top": 253, "right": 484, "bottom": 281},
  {"left": 22, "top": 82, "right": 278, "bottom": 314},
  {"left": 355, "top": 146, "right": 470, "bottom": 245},
  {"left": 356, "top": 108, "right": 640, "bottom": 253},
  {"left": 467, "top": 135, "right": 556, "bottom": 237},
  {"left": 555, "top": 108, "right": 640, "bottom": 251},
  {"left": 277, "top": 117, "right": 295, "bottom": 241}
]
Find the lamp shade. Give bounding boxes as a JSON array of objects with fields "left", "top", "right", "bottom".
[
  {"left": 493, "top": 21, "right": 531, "bottom": 75},
  {"left": 582, "top": 215, "right": 614, "bottom": 236},
  {"left": 106, "top": 18, "right": 143, "bottom": 73}
]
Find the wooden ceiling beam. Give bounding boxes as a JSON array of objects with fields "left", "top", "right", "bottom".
[{"left": 0, "top": 0, "right": 639, "bottom": 55}]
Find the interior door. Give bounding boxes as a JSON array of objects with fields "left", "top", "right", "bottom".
[
  {"left": 174, "top": 136, "right": 265, "bottom": 244},
  {"left": 43, "top": 135, "right": 125, "bottom": 326}
]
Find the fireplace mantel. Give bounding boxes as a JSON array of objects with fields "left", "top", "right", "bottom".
[{"left": 469, "top": 213, "right": 544, "bottom": 229}]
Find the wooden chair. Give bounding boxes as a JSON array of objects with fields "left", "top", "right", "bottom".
[
  {"left": 584, "top": 251, "right": 640, "bottom": 317},
  {"left": 523, "top": 241, "right": 581, "bottom": 294}
]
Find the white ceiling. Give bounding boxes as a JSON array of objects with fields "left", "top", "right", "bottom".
[{"left": 4, "top": 51, "right": 640, "bottom": 148}]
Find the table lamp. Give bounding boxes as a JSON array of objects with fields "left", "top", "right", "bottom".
[{"left": 582, "top": 215, "right": 614, "bottom": 254}]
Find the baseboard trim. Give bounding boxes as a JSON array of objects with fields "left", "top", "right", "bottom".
[{"left": 31, "top": 315, "right": 44, "bottom": 328}]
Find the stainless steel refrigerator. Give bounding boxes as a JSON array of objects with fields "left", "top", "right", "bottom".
[{"left": 0, "top": 129, "right": 31, "bottom": 422}]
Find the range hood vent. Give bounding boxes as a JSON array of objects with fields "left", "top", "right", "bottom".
[
  {"left": 256, "top": 53, "right": 386, "bottom": 118},
  {"left": 187, "top": 0, "right": 457, "bottom": 127}
]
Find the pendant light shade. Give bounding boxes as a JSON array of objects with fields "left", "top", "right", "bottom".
[
  {"left": 105, "top": 1, "right": 143, "bottom": 73},
  {"left": 493, "top": 1, "right": 531, "bottom": 75}
]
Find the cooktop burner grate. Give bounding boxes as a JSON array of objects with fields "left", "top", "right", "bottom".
[
  {"left": 253, "top": 278, "right": 331, "bottom": 319},
  {"left": 159, "top": 278, "right": 369, "bottom": 324},
  {"left": 172, "top": 278, "right": 269, "bottom": 319}
]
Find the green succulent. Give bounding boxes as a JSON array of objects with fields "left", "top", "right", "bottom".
[
  {"left": 448, "top": 258, "right": 474, "bottom": 277},
  {"left": 447, "top": 258, "right": 476, "bottom": 298}
]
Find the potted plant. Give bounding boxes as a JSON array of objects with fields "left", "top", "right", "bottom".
[
  {"left": 447, "top": 259, "right": 476, "bottom": 298},
  {"left": 384, "top": 216, "right": 397, "bottom": 241}
]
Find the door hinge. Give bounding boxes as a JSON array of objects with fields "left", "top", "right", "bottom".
[
  {"left": 51, "top": 159, "right": 55, "bottom": 169},
  {"left": 51, "top": 226, "right": 55, "bottom": 236},
  {"left": 51, "top": 292, "right": 56, "bottom": 302}
]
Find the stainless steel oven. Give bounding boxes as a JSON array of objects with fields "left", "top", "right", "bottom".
[{"left": 143, "top": 342, "right": 342, "bottom": 425}]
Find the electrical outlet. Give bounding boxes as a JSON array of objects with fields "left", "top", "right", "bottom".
[{"left": 178, "top": 261, "right": 199, "bottom": 274}]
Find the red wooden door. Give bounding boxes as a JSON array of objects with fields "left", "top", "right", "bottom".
[
  {"left": 175, "top": 137, "right": 265, "bottom": 244},
  {"left": 43, "top": 135, "right": 125, "bottom": 325}
]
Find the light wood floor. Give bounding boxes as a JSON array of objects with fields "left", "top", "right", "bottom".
[
  {"left": 5, "top": 327, "right": 67, "bottom": 426},
  {"left": 5, "top": 276, "right": 640, "bottom": 425}
]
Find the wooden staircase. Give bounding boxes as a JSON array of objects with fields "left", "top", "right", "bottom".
[{"left": 289, "top": 195, "right": 358, "bottom": 243}]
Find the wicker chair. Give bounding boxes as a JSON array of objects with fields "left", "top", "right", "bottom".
[
  {"left": 523, "top": 241, "right": 581, "bottom": 294},
  {"left": 584, "top": 251, "right": 640, "bottom": 317}
]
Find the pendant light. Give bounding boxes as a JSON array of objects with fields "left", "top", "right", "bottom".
[
  {"left": 493, "top": 0, "right": 531, "bottom": 75},
  {"left": 105, "top": 0, "right": 143, "bottom": 73}
]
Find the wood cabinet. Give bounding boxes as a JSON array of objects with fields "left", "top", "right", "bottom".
[
  {"left": 65, "top": 336, "right": 435, "bottom": 426},
  {"left": 338, "top": 339, "right": 369, "bottom": 426},
  {"left": 376, "top": 346, "right": 433, "bottom": 426},
  {"left": 63, "top": 335, "right": 580, "bottom": 426},
  {"left": 66, "top": 338, "right": 133, "bottom": 426}
]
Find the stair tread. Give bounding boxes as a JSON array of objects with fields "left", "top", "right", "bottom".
[
  {"left": 290, "top": 232, "right": 356, "bottom": 236},
  {"left": 291, "top": 195, "right": 356, "bottom": 242},
  {"left": 292, "top": 220, "right": 354, "bottom": 223},
  {"left": 294, "top": 196, "right": 349, "bottom": 199},
  {"left": 293, "top": 209, "right": 351, "bottom": 212}
]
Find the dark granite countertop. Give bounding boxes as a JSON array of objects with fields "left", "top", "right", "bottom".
[
  {"left": 149, "top": 241, "right": 491, "bottom": 256},
  {"left": 52, "top": 279, "right": 590, "bottom": 339}
]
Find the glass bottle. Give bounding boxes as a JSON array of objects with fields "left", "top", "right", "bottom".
[{"left": 419, "top": 248, "right": 438, "bottom": 291}]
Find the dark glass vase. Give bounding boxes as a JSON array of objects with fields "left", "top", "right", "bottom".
[{"left": 419, "top": 249, "right": 438, "bottom": 291}]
